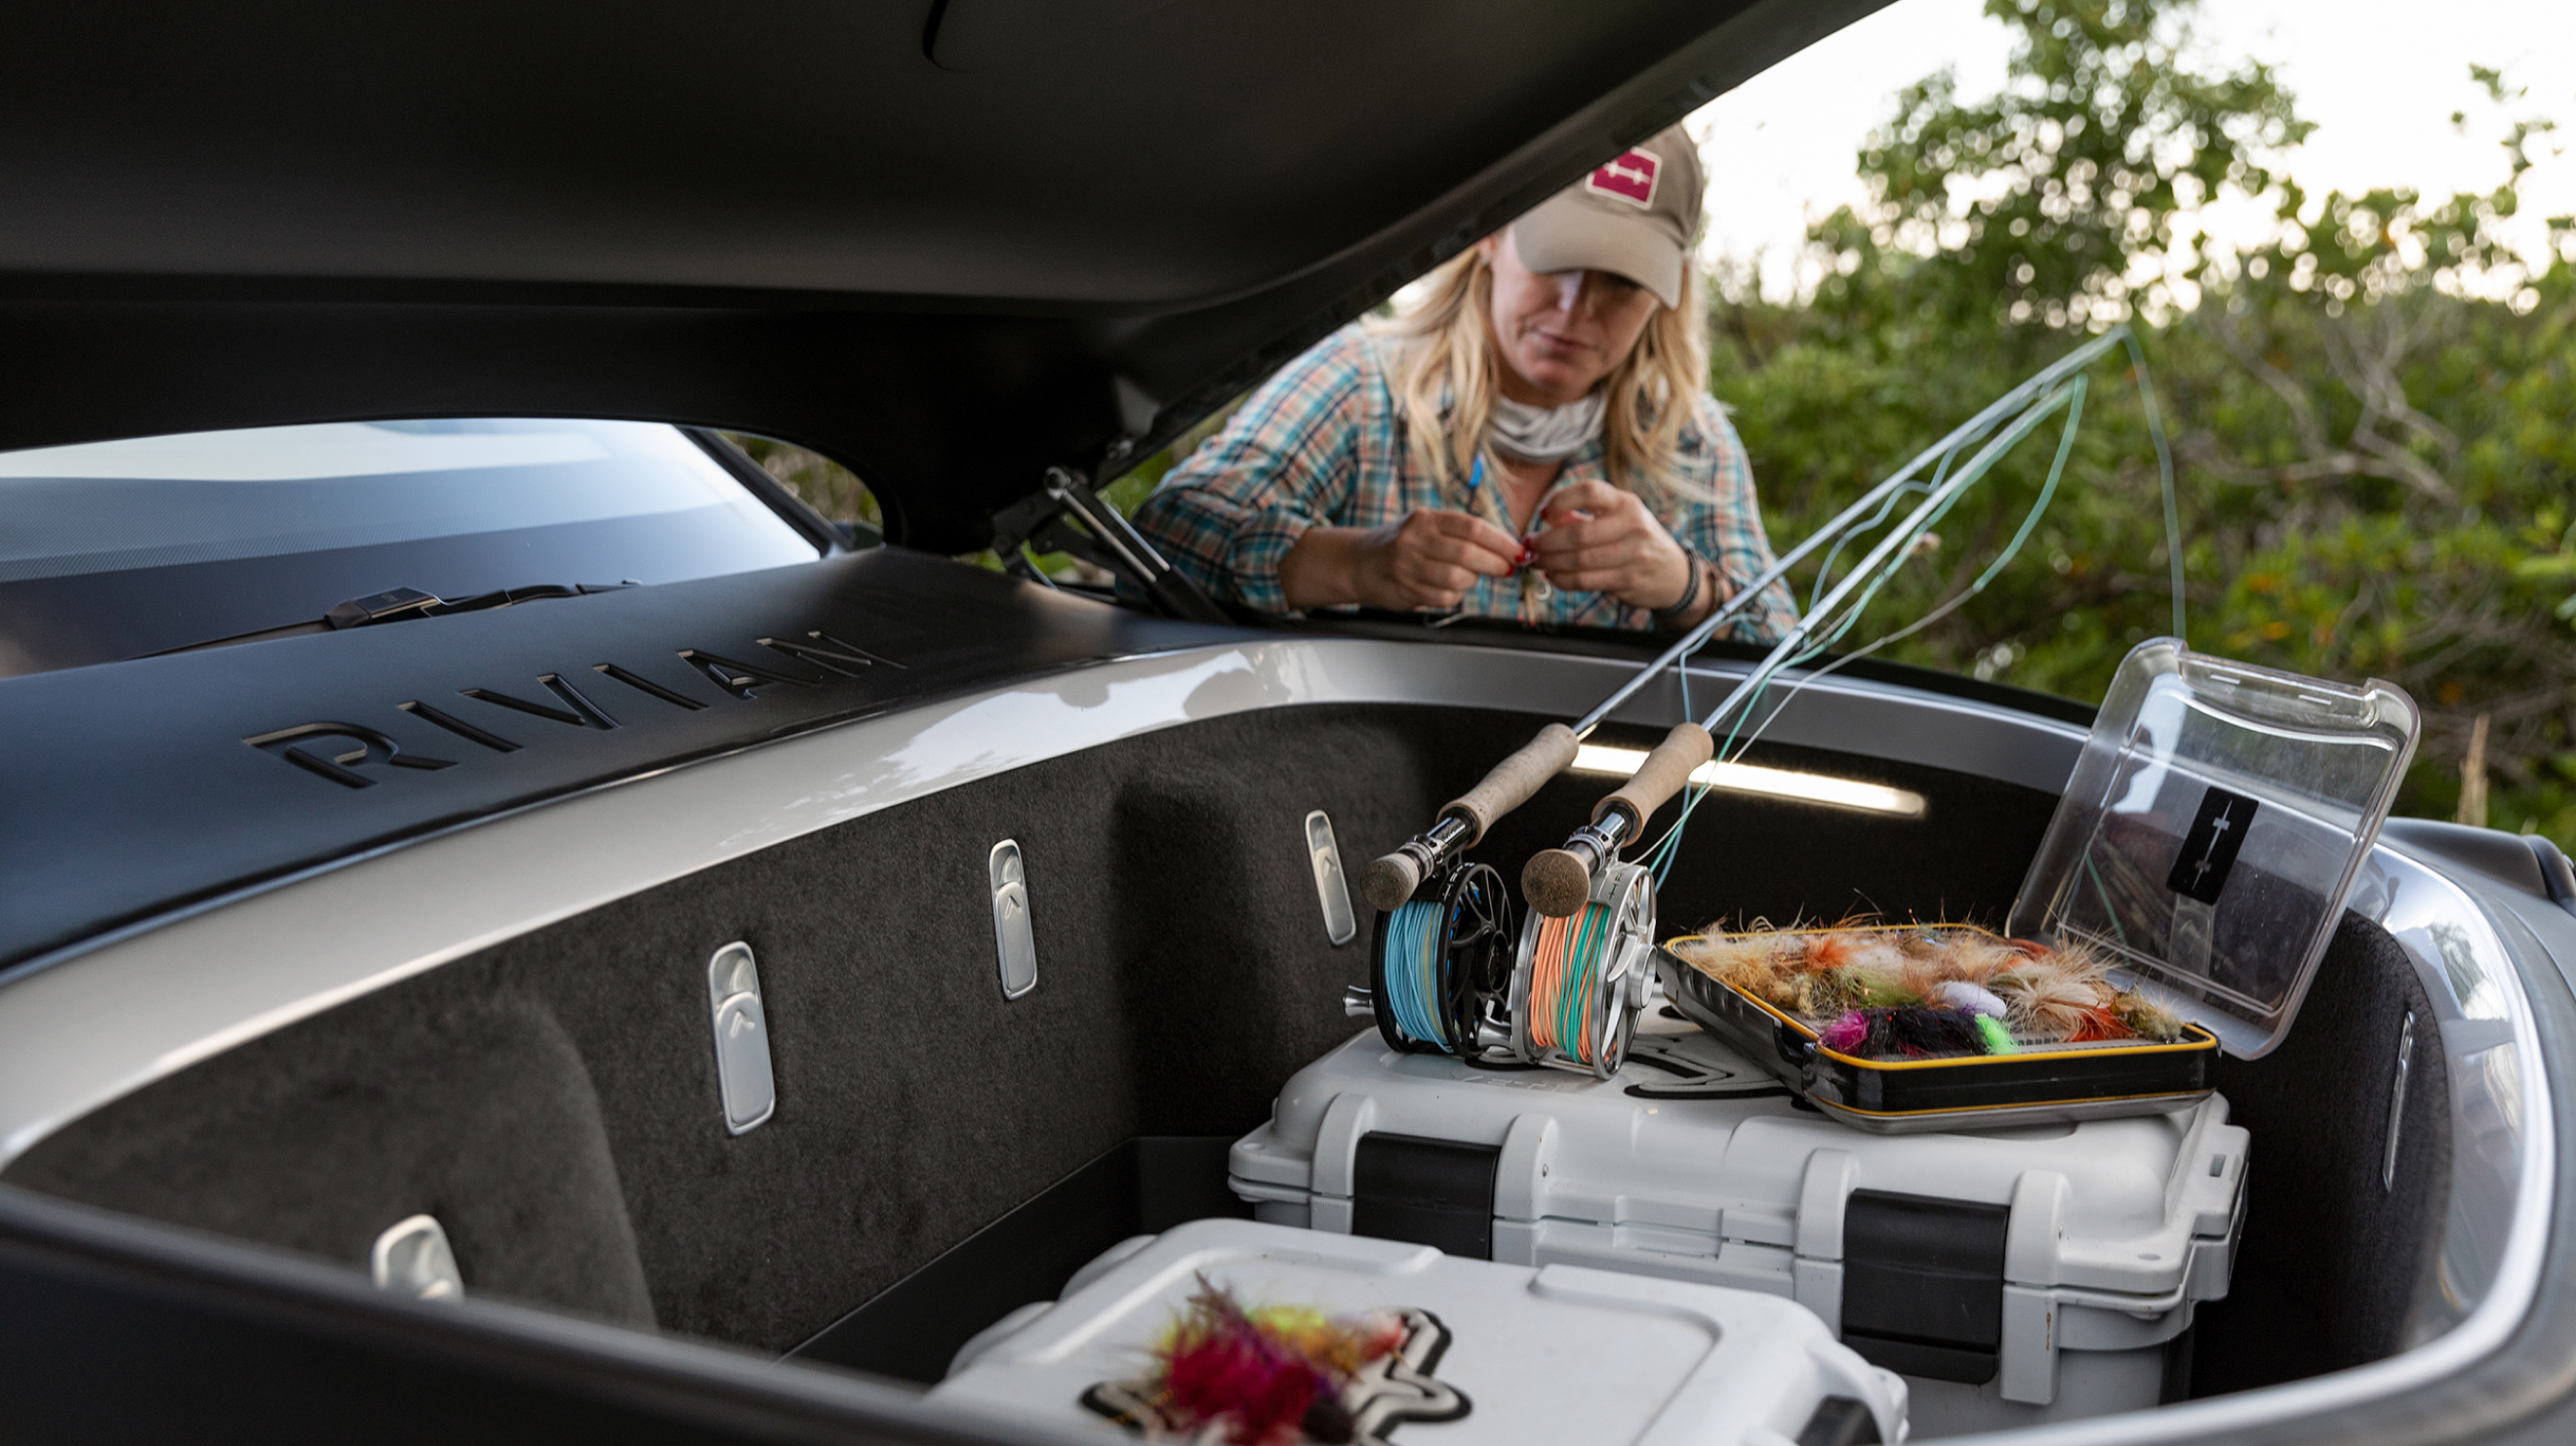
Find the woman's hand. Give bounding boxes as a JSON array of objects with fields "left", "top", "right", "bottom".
[
  {"left": 1279, "top": 510, "right": 1521, "bottom": 612},
  {"left": 1527, "top": 481, "right": 1699, "bottom": 613}
]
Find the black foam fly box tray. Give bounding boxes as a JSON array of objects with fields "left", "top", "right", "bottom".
[{"left": 1660, "top": 923, "right": 2221, "bottom": 1133}]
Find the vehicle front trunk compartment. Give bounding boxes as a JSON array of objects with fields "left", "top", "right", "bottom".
[{"left": 0, "top": 700, "right": 2459, "bottom": 1428}]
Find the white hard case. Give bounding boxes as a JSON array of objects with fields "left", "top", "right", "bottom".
[
  {"left": 1229, "top": 1024, "right": 2246, "bottom": 1436},
  {"left": 933, "top": 1217, "right": 1909, "bottom": 1446}
]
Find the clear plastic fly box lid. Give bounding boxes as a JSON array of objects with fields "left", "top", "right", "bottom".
[{"left": 2005, "top": 637, "right": 2421, "bottom": 1059}]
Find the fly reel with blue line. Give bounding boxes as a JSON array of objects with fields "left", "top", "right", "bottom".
[{"left": 1367, "top": 862, "right": 1517, "bottom": 1057}]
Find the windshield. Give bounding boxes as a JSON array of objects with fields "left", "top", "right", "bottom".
[{"left": 0, "top": 419, "right": 823, "bottom": 678}]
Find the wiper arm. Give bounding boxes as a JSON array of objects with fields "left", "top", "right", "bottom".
[
  {"left": 149, "top": 582, "right": 636, "bottom": 659},
  {"left": 324, "top": 582, "right": 633, "bottom": 629}
]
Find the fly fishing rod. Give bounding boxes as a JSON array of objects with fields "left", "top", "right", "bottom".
[
  {"left": 1521, "top": 376, "right": 2097, "bottom": 914},
  {"left": 1353, "top": 327, "right": 2145, "bottom": 1066},
  {"left": 1504, "top": 330, "right": 2151, "bottom": 1075}
]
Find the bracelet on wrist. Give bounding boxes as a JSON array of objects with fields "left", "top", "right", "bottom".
[{"left": 1650, "top": 549, "right": 1707, "bottom": 626}]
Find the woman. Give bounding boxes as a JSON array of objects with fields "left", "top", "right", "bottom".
[{"left": 1133, "top": 126, "right": 1796, "bottom": 640}]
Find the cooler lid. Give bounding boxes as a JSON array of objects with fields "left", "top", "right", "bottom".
[
  {"left": 2007, "top": 638, "right": 2420, "bottom": 1059},
  {"left": 935, "top": 1218, "right": 1905, "bottom": 1446}
]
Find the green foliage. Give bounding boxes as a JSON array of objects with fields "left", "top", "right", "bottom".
[
  {"left": 1716, "top": 0, "right": 2576, "bottom": 845},
  {"left": 1826, "top": 0, "right": 2308, "bottom": 334},
  {"left": 721, "top": 433, "right": 879, "bottom": 530}
]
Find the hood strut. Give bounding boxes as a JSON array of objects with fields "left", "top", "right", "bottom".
[{"left": 990, "top": 468, "right": 1229, "bottom": 624}]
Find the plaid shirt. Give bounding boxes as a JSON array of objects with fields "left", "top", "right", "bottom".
[{"left": 1133, "top": 325, "right": 1796, "bottom": 640}]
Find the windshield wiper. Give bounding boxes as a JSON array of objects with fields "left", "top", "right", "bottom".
[
  {"left": 150, "top": 582, "right": 637, "bottom": 659},
  {"left": 323, "top": 582, "right": 633, "bottom": 629}
]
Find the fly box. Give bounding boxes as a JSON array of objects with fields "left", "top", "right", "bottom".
[
  {"left": 1229, "top": 1024, "right": 2247, "bottom": 1433},
  {"left": 934, "top": 1217, "right": 1909, "bottom": 1446},
  {"left": 1661, "top": 638, "right": 2419, "bottom": 1133}
]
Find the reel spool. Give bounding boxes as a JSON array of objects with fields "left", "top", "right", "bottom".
[
  {"left": 1369, "top": 863, "right": 1517, "bottom": 1057},
  {"left": 1510, "top": 860, "right": 1656, "bottom": 1077}
]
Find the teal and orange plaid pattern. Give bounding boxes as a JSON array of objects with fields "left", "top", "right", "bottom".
[{"left": 1131, "top": 325, "right": 1797, "bottom": 639}]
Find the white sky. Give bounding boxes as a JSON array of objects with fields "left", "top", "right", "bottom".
[{"left": 1687, "top": 0, "right": 2576, "bottom": 300}]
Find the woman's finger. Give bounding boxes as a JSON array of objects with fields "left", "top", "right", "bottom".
[
  {"left": 1395, "top": 556, "right": 1478, "bottom": 596},
  {"left": 1410, "top": 510, "right": 1522, "bottom": 569},
  {"left": 1543, "top": 570, "right": 1634, "bottom": 594},
  {"left": 1534, "top": 500, "right": 1656, "bottom": 548},
  {"left": 1539, "top": 480, "right": 1630, "bottom": 524},
  {"left": 1532, "top": 524, "right": 1646, "bottom": 570},
  {"left": 1541, "top": 568, "right": 1648, "bottom": 595},
  {"left": 1389, "top": 573, "right": 1461, "bottom": 610},
  {"left": 1411, "top": 529, "right": 1517, "bottom": 576}
]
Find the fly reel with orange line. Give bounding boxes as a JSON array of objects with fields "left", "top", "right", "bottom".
[
  {"left": 1507, "top": 724, "right": 1707, "bottom": 1075},
  {"left": 1509, "top": 858, "right": 1656, "bottom": 1076}
]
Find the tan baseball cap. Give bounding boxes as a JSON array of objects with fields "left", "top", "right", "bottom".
[{"left": 1509, "top": 125, "right": 1704, "bottom": 308}]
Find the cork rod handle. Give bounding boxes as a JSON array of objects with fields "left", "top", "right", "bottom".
[
  {"left": 1593, "top": 723, "right": 1713, "bottom": 832},
  {"left": 1445, "top": 723, "right": 1580, "bottom": 844},
  {"left": 1521, "top": 723, "right": 1712, "bottom": 918},
  {"left": 1359, "top": 723, "right": 1580, "bottom": 912}
]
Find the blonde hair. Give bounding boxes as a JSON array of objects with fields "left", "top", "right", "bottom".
[{"left": 1371, "top": 240, "right": 1711, "bottom": 502}]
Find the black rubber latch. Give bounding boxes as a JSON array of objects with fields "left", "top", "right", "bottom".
[
  {"left": 1352, "top": 1132, "right": 1502, "bottom": 1261},
  {"left": 2381, "top": 818, "right": 2553, "bottom": 899},
  {"left": 1839, "top": 1188, "right": 2010, "bottom": 1386},
  {"left": 2528, "top": 835, "right": 2576, "bottom": 920},
  {"left": 1795, "top": 1396, "right": 1883, "bottom": 1446}
]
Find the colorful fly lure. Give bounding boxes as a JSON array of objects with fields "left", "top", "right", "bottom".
[
  {"left": 1670, "top": 922, "right": 2185, "bottom": 1061},
  {"left": 1145, "top": 1276, "right": 1406, "bottom": 1446}
]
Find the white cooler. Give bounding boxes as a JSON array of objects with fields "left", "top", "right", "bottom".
[
  {"left": 933, "top": 1217, "right": 1909, "bottom": 1446},
  {"left": 1228, "top": 1024, "right": 2246, "bottom": 1436}
]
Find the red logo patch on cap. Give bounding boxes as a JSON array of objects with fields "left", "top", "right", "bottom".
[{"left": 1585, "top": 148, "right": 1660, "bottom": 209}]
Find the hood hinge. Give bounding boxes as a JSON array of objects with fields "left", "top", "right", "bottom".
[{"left": 989, "top": 467, "right": 1228, "bottom": 624}]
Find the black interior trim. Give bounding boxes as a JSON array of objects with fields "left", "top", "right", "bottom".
[
  {"left": 2192, "top": 913, "right": 2455, "bottom": 1392},
  {"left": 0, "top": 549, "right": 1230, "bottom": 975}
]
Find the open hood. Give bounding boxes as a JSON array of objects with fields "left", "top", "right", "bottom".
[{"left": 0, "top": 0, "right": 1881, "bottom": 552}]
